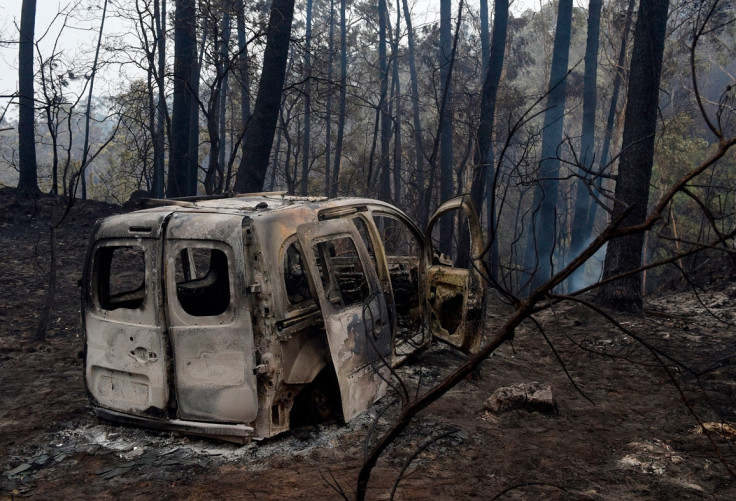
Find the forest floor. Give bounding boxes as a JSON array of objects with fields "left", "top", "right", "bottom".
[{"left": 1, "top": 187, "right": 735, "bottom": 500}]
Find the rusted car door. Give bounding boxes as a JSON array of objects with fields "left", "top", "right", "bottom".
[
  {"left": 163, "top": 213, "right": 258, "bottom": 423},
  {"left": 84, "top": 233, "right": 169, "bottom": 417},
  {"left": 297, "top": 219, "right": 392, "bottom": 421},
  {"left": 424, "top": 196, "right": 486, "bottom": 353}
]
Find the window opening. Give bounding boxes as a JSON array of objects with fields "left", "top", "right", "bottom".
[
  {"left": 312, "top": 237, "right": 370, "bottom": 309},
  {"left": 372, "top": 214, "right": 423, "bottom": 339},
  {"left": 284, "top": 242, "right": 313, "bottom": 304},
  {"left": 373, "top": 214, "right": 420, "bottom": 257},
  {"left": 352, "top": 217, "right": 378, "bottom": 270},
  {"left": 96, "top": 246, "right": 146, "bottom": 311},
  {"left": 175, "top": 247, "right": 231, "bottom": 316},
  {"left": 429, "top": 211, "right": 471, "bottom": 268}
]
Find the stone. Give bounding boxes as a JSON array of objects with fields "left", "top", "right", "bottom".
[{"left": 485, "top": 382, "right": 557, "bottom": 415}]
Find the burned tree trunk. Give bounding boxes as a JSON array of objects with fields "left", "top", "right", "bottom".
[
  {"left": 598, "top": 0, "right": 670, "bottom": 313},
  {"left": 525, "top": 0, "right": 574, "bottom": 291},
  {"left": 438, "top": 0, "right": 454, "bottom": 255},
  {"left": 234, "top": 0, "right": 295, "bottom": 194},
  {"left": 168, "top": 0, "right": 197, "bottom": 197},
  {"left": 470, "top": 0, "right": 509, "bottom": 281},
  {"left": 18, "top": 0, "right": 39, "bottom": 194}
]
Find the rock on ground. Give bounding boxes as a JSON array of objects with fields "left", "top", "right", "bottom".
[{"left": 485, "top": 382, "right": 557, "bottom": 414}]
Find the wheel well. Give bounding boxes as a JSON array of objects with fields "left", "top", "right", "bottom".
[{"left": 289, "top": 364, "right": 343, "bottom": 427}]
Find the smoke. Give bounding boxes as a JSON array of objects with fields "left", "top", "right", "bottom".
[{"left": 563, "top": 238, "right": 607, "bottom": 294}]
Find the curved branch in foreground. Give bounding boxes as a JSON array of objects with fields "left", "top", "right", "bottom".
[{"left": 356, "top": 126, "right": 736, "bottom": 496}]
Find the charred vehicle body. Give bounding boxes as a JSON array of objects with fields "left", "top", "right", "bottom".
[{"left": 82, "top": 194, "right": 485, "bottom": 443}]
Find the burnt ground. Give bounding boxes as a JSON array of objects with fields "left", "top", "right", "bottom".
[{"left": 1, "top": 187, "right": 735, "bottom": 500}]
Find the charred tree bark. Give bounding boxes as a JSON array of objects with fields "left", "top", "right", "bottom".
[
  {"left": 469, "top": 0, "right": 508, "bottom": 281},
  {"left": 438, "top": 0, "right": 454, "bottom": 255},
  {"left": 168, "top": 0, "right": 197, "bottom": 197},
  {"left": 598, "top": 0, "right": 670, "bottom": 313},
  {"left": 234, "top": 0, "right": 295, "bottom": 194},
  {"left": 18, "top": 0, "right": 39, "bottom": 194},
  {"left": 587, "top": 0, "right": 636, "bottom": 232}
]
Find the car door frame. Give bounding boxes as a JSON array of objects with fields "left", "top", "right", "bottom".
[
  {"left": 296, "top": 218, "right": 392, "bottom": 422},
  {"left": 422, "top": 195, "right": 486, "bottom": 353}
]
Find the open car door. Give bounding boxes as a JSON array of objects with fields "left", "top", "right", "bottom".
[
  {"left": 424, "top": 195, "right": 486, "bottom": 353},
  {"left": 297, "top": 219, "right": 392, "bottom": 421}
]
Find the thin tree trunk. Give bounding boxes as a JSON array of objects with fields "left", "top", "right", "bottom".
[
  {"left": 152, "top": 0, "right": 166, "bottom": 198},
  {"left": 206, "top": 12, "right": 231, "bottom": 195},
  {"left": 586, "top": 0, "right": 636, "bottom": 232},
  {"left": 300, "top": 0, "right": 313, "bottom": 195},
  {"left": 391, "top": 5, "right": 403, "bottom": 207},
  {"left": 480, "top": 0, "right": 490, "bottom": 75},
  {"left": 146, "top": 59, "right": 158, "bottom": 194},
  {"left": 217, "top": 12, "right": 231, "bottom": 193},
  {"left": 378, "top": 0, "right": 392, "bottom": 203},
  {"left": 470, "top": 0, "right": 508, "bottom": 281},
  {"left": 236, "top": 0, "right": 250, "bottom": 122},
  {"left": 228, "top": 0, "right": 250, "bottom": 193},
  {"left": 568, "top": 0, "right": 602, "bottom": 289},
  {"left": 330, "top": 0, "right": 347, "bottom": 198},
  {"left": 401, "top": 0, "right": 424, "bottom": 220},
  {"left": 188, "top": 24, "right": 206, "bottom": 196},
  {"left": 324, "top": 0, "right": 335, "bottom": 197},
  {"left": 438, "top": 0, "right": 454, "bottom": 254},
  {"left": 420, "top": 0, "right": 464, "bottom": 230},
  {"left": 38, "top": 62, "right": 58, "bottom": 195},
  {"left": 80, "top": 0, "right": 109, "bottom": 200},
  {"left": 525, "top": 0, "right": 573, "bottom": 290}
]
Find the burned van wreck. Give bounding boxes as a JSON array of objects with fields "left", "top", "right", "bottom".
[{"left": 82, "top": 194, "right": 485, "bottom": 443}]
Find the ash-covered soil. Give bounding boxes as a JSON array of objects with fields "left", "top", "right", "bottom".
[{"left": 1, "top": 187, "right": 735, "bottom": 500}]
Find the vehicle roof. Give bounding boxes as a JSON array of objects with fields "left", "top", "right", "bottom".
[
  {"left": 145, "top": 193, "right": 406, "bottom": 215},
  {"left": 91, "top": 193, "right": 420, "bottom": 240}
]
